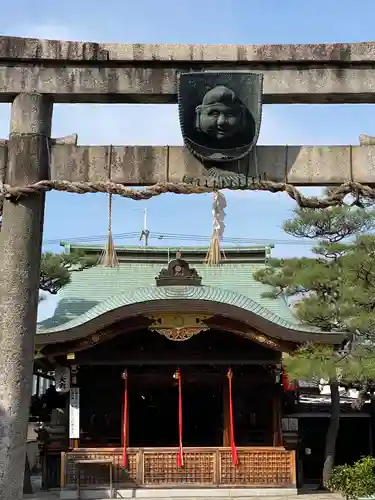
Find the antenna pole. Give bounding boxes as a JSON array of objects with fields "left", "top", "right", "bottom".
[
  {"left": 144, "top": 208, "right": 147, "bottom": 233},
  {"left": 143, "top": 208, "right": 149, "bottom": 247}
]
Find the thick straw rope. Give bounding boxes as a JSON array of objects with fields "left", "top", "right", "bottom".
[
  {"left": 1, "top": 132, "right": 374, "bottom": 216},
  {"left": 0, "top": 179, "right": 373, "bottom": 218}
]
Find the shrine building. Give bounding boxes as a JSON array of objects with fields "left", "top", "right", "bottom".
[{"left": 34, "top": 244, "right": 349, "bottom": 497}]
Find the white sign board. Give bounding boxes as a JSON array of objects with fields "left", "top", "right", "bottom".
[{"left": 69, "top": 387, "right": 80, "bottom": 439}]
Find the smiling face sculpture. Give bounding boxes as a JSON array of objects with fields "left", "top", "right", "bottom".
[{"left": 195, "top": 85, "right": 245, "bottom": 141}]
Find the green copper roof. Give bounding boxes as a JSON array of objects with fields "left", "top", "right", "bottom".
[
  {"left": 60, "top": 243, "right": 273, "bottom": 263},
  {"left": 37, "top": 258, "right": 304, "bottom": 335}
]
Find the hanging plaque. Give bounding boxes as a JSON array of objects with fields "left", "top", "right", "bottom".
[
  {"left": 69, "top": 387, "right": 80, "bottom": 439},
  {"left": 55, "top": 366, "right": 70, "bottom": 393}
]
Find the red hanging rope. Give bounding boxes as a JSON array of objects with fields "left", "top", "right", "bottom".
[
  {"left": 281, "top": 366, "right": 297, "bottom": 392},
  {"left": 174, "top": 368, "right": 184, "bottom": 468},
  {"left": 227, "top": 368, "right": 238, "bottom": 466},
  {"left": 122, "top": 369, "right": 128, "bottom": 469}
]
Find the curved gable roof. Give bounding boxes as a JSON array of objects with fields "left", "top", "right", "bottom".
[
  {"left": 39, "top": 284, "right": 311, "bottom": 335},
  {"left": 38, "top": 262, "right": 297, "bottom": 332},
  {"left": 37, "top": 262, "right": 347, "bottom": 346}
]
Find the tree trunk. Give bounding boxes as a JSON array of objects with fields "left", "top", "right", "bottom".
[{"left": 322, "top": 381, "right": 340, "bottom": 488}]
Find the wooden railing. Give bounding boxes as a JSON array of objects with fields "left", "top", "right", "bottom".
[{"left": 62, "top": 447, "right": 296, "bottom": 488}]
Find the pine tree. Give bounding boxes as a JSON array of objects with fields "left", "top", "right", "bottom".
[
  {"left": 39, "top": 249, "right": 97, "bottom": 294},
  {"left": 254, "top": 205, "right": 375, "bottom": 486}
]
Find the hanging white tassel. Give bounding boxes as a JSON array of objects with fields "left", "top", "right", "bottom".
[{"left": 205, "top": 191, "right": 227, "bottom": 266}]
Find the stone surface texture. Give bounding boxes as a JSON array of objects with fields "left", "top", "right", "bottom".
[
  {"left": 0, "top": 93, "right": 52, "bottom": 500},
  {"left": 0, "top": 37, "right": 375, "bottom": 103},
  {"left": 0, "top": 143, "right": 372, "bottom": 186},
  {"left": 1, "top": 36, "right": 375, "bottom": 61}
]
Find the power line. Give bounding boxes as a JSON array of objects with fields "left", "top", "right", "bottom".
[
  {"left": 43, "top": 231, "right": 315, "bottom": 247},
  {"left": 150, "top": 232, "right": 314, "bottom": 246}
]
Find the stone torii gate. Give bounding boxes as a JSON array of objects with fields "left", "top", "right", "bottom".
[{"left": 1, "top": 35, "right": 375, "bottom": 499}]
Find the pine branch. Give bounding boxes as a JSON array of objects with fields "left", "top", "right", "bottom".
[
  {"left": 39, "top": 250, "right": 97, "bottom": 295},
  {"left": 254, "top": 206, "right": 375, "bottom": 338}
]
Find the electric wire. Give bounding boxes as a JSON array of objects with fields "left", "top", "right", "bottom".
[{"left": 43, "top": 231, "right": 314, "bottom": 247}]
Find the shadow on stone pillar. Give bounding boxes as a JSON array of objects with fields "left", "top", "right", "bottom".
[{"left": 23, "top": 454, "right": 33, "bottom": 495}]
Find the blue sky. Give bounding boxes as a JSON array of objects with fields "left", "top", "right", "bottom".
[{"left": 1, "top": 0, "right": 375, "bottom": 319}]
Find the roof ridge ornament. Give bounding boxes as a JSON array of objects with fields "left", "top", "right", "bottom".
[{"left": 155, "top": 254, "right": 202, "bottom": 286}]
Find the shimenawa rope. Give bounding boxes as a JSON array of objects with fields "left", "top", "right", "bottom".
[
  {"left": 0, "top": 134, "right": 373, "bottom": 216},
  {"left": 0, "top": 179, "right": 373, "bottom": 217}
]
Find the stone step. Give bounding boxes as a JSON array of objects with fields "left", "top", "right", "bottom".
[
  {"left": 59, "top": 488, "right": 298, "bottom": 500},
  {"left": 26, "top": 489, "right": 342, "bottom": 500}
]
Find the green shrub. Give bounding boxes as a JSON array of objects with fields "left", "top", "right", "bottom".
[{"left": 327, "top": 457, "right": 375, "bottom": 500}]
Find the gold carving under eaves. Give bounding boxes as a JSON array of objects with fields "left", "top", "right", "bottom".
[
  {"left": 146, "top": 313, "right": 212, "bottom": 341},
  {"left": 153, "top": 327, "right": 206, "bottom": 341},
  {"left": 250, "top": 332, "right": 280, "bottom": 350}
]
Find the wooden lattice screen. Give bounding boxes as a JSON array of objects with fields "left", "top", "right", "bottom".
[{"left": 62, "top": 447, "right": 296, "bottom": 488}]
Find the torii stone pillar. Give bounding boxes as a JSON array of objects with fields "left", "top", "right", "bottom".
[{"left": 0, "top": 93, "right": 52, "bottom": 500}]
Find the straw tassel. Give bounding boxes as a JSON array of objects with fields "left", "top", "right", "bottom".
[
  {"left": 205, "top": 190, "right": 227, "bottom": 266},
  {"left": 98, "top": 145, "right": 119, "bottom": 267}
]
